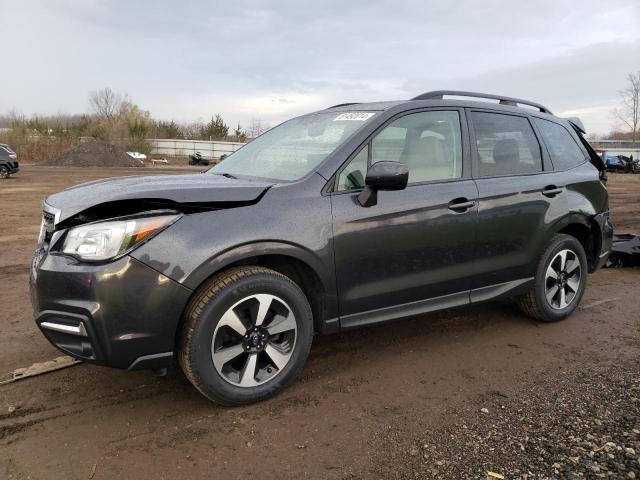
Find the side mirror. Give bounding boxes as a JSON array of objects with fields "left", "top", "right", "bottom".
[{"left": 358, "top": 161, "right": 408, "bottom": 207}]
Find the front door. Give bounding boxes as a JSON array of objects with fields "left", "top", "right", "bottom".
[{"left": 330, "top": 109, "right": 478, "bottom": 325}]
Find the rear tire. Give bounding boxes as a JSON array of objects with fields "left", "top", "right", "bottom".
[
  {"left": 178, "top": 266, "right": 313, "bottom": 406},
  {"left": 517, "top": 234, "right": 587, "bottom": 322}
]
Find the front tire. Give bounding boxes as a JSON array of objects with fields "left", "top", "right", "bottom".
[
  {"left": 178, "top": 266, "right": 313, "bottom": 405},
  {"left": 517, "top": 234, "right": 588, "bottom": 322},
  {"left": 0, "top": 166, "right": 9, "bottom": 179}
]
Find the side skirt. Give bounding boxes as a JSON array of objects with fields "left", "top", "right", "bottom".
[{"left": 338, "top": 277, "right": 534, "bottom": 331}]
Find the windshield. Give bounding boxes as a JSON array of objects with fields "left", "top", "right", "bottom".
[{"left": 210, "top": 111, "right": 378, "bottom": 181}]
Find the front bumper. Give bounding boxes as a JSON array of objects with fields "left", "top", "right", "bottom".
[{"left": 30, "top": 253, "right": 192, "bottom": 370}]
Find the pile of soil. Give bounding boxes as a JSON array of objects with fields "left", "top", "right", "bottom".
[{"left": 44, "top": 140, "right": 144, "bottom": 167}]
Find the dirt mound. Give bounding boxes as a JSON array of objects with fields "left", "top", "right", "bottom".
[{"left": 44, "top": 140, "right": 144, "bottom": 167}]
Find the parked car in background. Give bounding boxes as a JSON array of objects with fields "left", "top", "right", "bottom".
[
  {"left": 188, "top": 151, "right": 210, "bottom": 166},
  {"left": 31, "top": 90, "right": 612, "bottom": 405},
  {"left": 0, "top": 143, "right": 19, "bottom": 178},
  {"left": 603, "top": 153, "right": 639, "bottom": 173}
]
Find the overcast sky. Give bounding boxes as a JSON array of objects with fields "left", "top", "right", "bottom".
[{"left": 1, "top": 0, "right": 639, "bottom": 135}]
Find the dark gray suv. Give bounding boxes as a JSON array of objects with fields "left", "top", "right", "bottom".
[
  {"left": 0, "top": 143, "right": 19, "bottom": 178},
  {"left": 30, "top": 91, "right": 612, "bottom": 405}
]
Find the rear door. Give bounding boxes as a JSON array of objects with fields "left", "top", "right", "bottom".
[
  {"left": 469, "top": 109, "right": 566, "bottom": 296},
  {"left": 330, "top": 109, "right": 478, "bottom": 324}
]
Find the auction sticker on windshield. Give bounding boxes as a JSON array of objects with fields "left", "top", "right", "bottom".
[{"left": 334, "top": 112, "right": 375, "bottom": 121}]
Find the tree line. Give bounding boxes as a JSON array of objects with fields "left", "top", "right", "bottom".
[
  {"left": 0, "top": 87, "right": 271, "bottom": 162},
  {"left": 2, "top": 75, "right": 637, "bottom": 164}
]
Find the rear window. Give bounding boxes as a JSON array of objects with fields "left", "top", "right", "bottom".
[
  {"left": 533, "top": 118, "right": 586, "bottom": 170},
  {"left": 471, "top": 112, "right": 542, "bottom": 177}
]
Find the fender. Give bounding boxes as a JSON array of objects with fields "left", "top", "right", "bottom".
[
  {"left": 182, "top": 240, "right": 339, "bottom": 318},
  {"left": 547, "top": 212, "right": 592, "bottom": 236},
  {"left": 544, "top": 212, "right": 604, "bottom": 269}
]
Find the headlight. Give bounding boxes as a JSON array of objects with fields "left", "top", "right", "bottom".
[{"left": 62, "top": 213, "right": 180, "bottom": 262}]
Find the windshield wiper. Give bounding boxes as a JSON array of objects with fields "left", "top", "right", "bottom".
[{"left": 214, "top": 172, "right": 238, "bottom": 179}]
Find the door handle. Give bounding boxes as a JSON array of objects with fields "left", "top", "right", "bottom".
[
  {"left": 541, "top": 185, "right": 563, "bottom": 197},
  {"left": 448, "top": 198, "right": 476, "bottom": 212}
]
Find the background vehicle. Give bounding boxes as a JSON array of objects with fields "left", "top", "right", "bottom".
[
  {"left": 188, "top": 151, "right": 210, "bottom": 166},
  {"left": 31, "top": 91, "right": 612, "bottom": 405},
  {"left": 0, "top": 143, "right": 19, "bottom": 178},
  {"left": 603, "top": 152, "right": 640, "bottom": 173}
]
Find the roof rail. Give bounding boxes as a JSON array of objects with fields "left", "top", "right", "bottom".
[
  {"left": 326, "top": 102, "right": 360, "bottom": 109},
  {"left": 411, "top": 90, "right": 552, "bottom": 114}
]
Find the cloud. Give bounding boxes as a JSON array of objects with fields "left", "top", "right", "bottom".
[{"left": 1, "top": 0, "right": 638, "bottom": 134}]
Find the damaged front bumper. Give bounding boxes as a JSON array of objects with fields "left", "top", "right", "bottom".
[{"left": 29, "top": 253, "right": 193, "bottom": 370}]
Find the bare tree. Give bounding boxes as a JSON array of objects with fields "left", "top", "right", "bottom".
[
  {"left": 246, "top": 118, "right": 270, "bottom": 139},
  {"left": 89, "top": 87, "right": 126, "bottom": 122},
  {"left": 614, "top": 71, "right": 640, "bottom": 148}
]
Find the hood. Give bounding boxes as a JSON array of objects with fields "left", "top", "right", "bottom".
[{"left": 45, "top": 173, "right": 273, "bottom": 224}]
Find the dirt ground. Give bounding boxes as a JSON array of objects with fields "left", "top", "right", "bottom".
[{"left": 1, "top": 167, "right": 639, "bottom": 480}]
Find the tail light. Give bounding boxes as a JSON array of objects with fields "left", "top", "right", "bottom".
[{"left": 9, "top": 154, "right": 17, "bottom": 160}]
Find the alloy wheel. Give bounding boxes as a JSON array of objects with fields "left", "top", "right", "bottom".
[
  {"left": 211, "top": 294, "right": 297, "bottom": 387},
  {"left": 544, "top": 249, "right": 582, "bottom": 310}
]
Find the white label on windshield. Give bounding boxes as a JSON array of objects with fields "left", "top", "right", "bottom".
[{"left": 333, "top": 112, "right": 375, "bottom": 121}]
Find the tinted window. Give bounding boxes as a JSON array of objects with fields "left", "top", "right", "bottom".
[
  {"left": 534, "top": 118, "right": 586, "bottom": 170},
  {"left": 471, "top": 112, "right": 542, "bottom": 176},
  {"left": 371, "top": 110, "right": 462, "bottom": 184},
  {"left": 337, "top": 145, "right": 368, "bottom": 191}
]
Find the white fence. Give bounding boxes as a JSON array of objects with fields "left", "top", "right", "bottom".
[
  {"left": 148, "top": 139, "right": 246, "bottom": 159},
  {"left": 597, "top": 148, "right": 640, "bottom": 158}
]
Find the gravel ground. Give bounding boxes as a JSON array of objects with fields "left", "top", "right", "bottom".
[{"left": 374, "top": 361, "right": 640, "bottom": 479}]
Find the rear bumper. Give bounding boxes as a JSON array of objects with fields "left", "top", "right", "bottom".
[
  {"left": 592, "top": 211, "right": 614, "bottom": 271},
  {"left": 2, "top": 162, "right": 18, "bottom": 174},
  {"left": 30, "top": 254, "right": 193, "bottom": 370}
]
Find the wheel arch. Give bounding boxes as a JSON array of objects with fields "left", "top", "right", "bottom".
[
  {"left": 179, "top": 241, "right": 338, "bottom": 341},
  {"left": 548, "top": 214, "right": 601, "bottom": 272}
]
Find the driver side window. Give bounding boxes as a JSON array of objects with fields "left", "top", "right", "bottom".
[
  {"left": 337, "top": 145, "right": 368, "bottom": 191},
  {"left": 335, "top": 110, "right": 463, "bottom": 191}
]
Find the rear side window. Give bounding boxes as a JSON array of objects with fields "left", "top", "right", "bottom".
[
  {"left": 471, "top": 112, "right": 542, "bottom": 177},
  {"left": 533, "top": 118, "right": 586, "bottom": 170}
]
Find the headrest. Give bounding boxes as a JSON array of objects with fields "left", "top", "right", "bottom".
[{"left": 493, "top": 139, "right": 519, "bottom": 164}]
